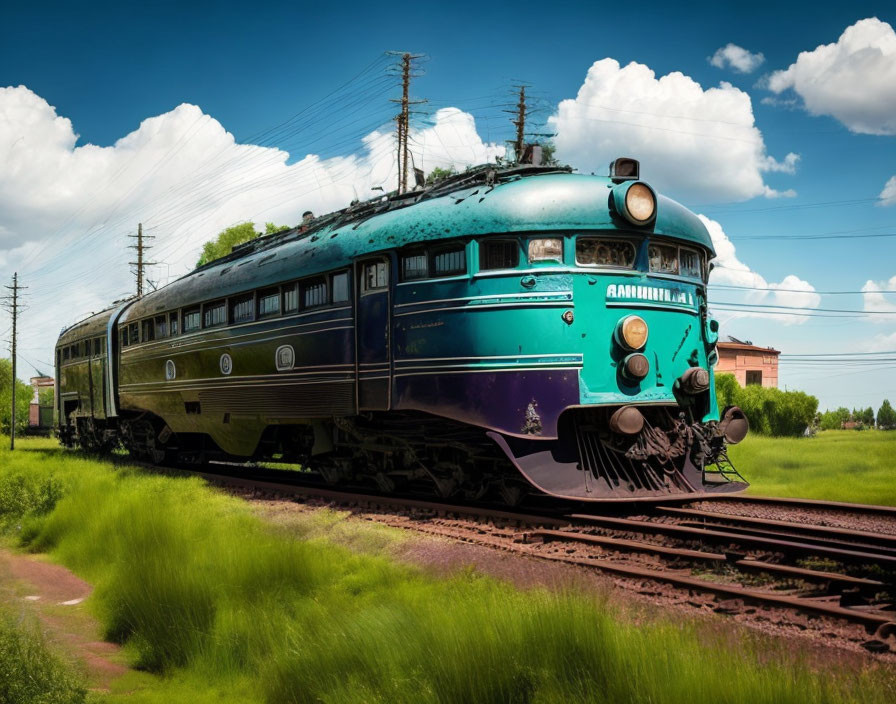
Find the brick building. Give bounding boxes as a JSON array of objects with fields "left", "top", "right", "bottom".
[
  {"left": 715, "top": 338, "right": 780, "bottom": 388},
  {"left": 29, "top": 376, "right": 55, "bottom": 429}
]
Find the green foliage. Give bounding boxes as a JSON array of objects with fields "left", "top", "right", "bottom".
[
  {"left": 195, "top": 222, "right": 287, "bottom": 268},
  {"left": 1, "top": 438, "right": 893, "bottom": 704},
  {"left": 0, "top": 608, "right": 86, "bottom": 704},
  {"left": 819, "top": 407, "right": 851, "bottom": 431},
  {"left": 539, "top": 139, "right": 560, "bottom": 166},
  {"left": 730, "top": 430, "right": 896, "bottom": 505},
  {"left": 714, "top": 374, "right": 818, "bottom": 436},
  {"left": 425, "top": 166, "right": 457, "bottom": 186},
  {"left": 0, "top": 469, "right": 64, "bottom": 530},
  {"left": 853, "top": 406, "right": 875, "bottom": 428},
  {"left": 0, "top": 358, "right": 32, "bottom": 435},
  {"left": 878, "top": 399, "right": 896, "bottom": 430},
  {"left": 37, "top": 387, "right": 54, "bottom": 408}
]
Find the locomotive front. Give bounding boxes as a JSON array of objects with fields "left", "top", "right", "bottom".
[{"left": 394, "top": 161, "right": 748, "bottom": 501}]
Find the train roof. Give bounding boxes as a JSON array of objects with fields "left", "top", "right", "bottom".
[
  {"left": 57, "top": 301, "right": 130, "bottom": 346},
  {"left": 118, "top": 167, "right": 716, "bottom": 322}
]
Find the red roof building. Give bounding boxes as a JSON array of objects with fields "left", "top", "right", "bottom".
[{"left": 715, "top": 339, "right": 780, "bottom": 388}]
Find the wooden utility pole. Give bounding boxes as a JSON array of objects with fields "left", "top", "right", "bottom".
[
  {"left": 4, "top": 273, "right": 23, "bottom": 450},
  {"left": 390, "top": 52, "right": 426, "bottom": 193},
  {"left": 513, "top": 85, "right": 527, "bottom": 163},
  {"left": 128, "top": 223, "right": 155, "bottom": 297}
]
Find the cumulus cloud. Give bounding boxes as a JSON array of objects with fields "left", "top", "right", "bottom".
[
  {"left": 879, "top": 176, "right": 896, "bottom": 206},
  {"left": 702, "top": 214, "right": 821, "bottom": 325},
  {"left": 549, "top": 59, "right": 798, "bottom": 203},
  {"left": 862, "top": 275, "right": 896, "bottom": 320},
  {"left": 709, "top": 44, "right": 765, "bottom": 73},
  {"left": 765, "top": 17, "right": 896, "bottom": 135},
  {"left": 0, "top": 86, "right": 504, "bottom": 370}
]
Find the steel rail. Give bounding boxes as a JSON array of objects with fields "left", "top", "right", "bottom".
[
  {"left": 568, "top": 514, "right": 896, "bottom": 568},
  {"left": 658, "top": 506, "right": 896, "bottom": 550},
  {"left": 692, "top": 494, "right": 896, "bottom": 517}
]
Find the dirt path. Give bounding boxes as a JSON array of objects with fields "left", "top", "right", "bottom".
[{"left": 0, "top": 548, "right": 129, "bottom": 691}]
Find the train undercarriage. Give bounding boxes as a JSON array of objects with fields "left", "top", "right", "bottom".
[{"left": 60, "top": 405, "right": 748, "bottom": 504}]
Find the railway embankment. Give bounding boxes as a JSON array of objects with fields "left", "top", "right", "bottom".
[{"left": 1, "top": 436, "right": 895, "bottom": 703}]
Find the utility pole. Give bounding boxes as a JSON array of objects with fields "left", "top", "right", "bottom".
[
  {"left": 389, "top": 52, "right": 426, "bottom": 193},
  {"left": 513, "top": 85, "right": 527, "bottom": 164},
  {"left": 128, "top": 223, "right": 155, "bottom": 297},
  {"left": 4, "top": 273, "right": 25, "bottom": 450}
]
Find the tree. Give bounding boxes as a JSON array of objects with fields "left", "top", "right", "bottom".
[
  {"left": 819, "top": 407, "right": 850, "bottom": 430},
  {"left": 195, "top": 222, "right": 288, "bottom": 268},
  {"left": 538, "top": 140, "right": 560, "bottom": 166},
  {"left": 878, "top": 399, "right": 896, "bottom": 430},
  {"left": 37, "top": 387, "right": 54, "bottom": 407},
  {"left": 425, "top": 166, "right": 457, "bottom": 186},
  {"left": 713, "top": 374, "right": 818, "bottom": 437},
  {"left": 0, "top": 358, "right": 32, "bottom": 435}
]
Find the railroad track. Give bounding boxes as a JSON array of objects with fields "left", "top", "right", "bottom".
[{"left": 156, "top": 463, "right": 896, "bottom": 653}]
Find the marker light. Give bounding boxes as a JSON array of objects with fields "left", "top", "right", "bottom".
[
  {"left": 611, "top": 181, "right": 657, "bottom": 226},
  {"left": 614, "top": 315, "right": 648, "bottom": 351}
]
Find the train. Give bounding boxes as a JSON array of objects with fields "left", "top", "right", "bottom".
[{"left": 54, "top": 158, "right": 748, "bottom": 503}]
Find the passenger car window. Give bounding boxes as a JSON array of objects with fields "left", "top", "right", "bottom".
[
  {"left": 283, "top": 284, "right": 298, "bottom": 313},
  {"left": 230, "top": 294, "right": 255, "bottom": 323},
  {"left": 362, "top": 262, "right": 387, "bottom": 292},
  {"left": 169, "top": 312, "right": 179, "bottom": 336},
  {"left": 576, "top": 238, "right": 636, "bottom": 268},
  {"left": 401, "top": 252, "right": 428, "bottom": 280},
  {"left": 648, "top": 244, "right": 678, "bottom": 274},
  {"left": 258, "top": 288, "right": 280, "bottom": 317},
  {"left": 155, "top": 316, "right": 168, "bottom": 339},
  {"left": 480, "top": 240, "right": 519, "bottom": 270},
  {"left": 203, "top": 300, "right": 226, "bottom": 328},
  {"left": 142, "top": 319, "right": 155, "bottom": 342},
  {"left": 432, "top": 246, "right": 466, "bottom": 276},
  {"left": 128, "top": 323, "right": 139, "bottom": 345},
  {"left": 183, "top": 308, "right": 201, "bottom": 333},
  {"left": 303, "top": 278, "right": 328, "bottom": 308},
  {"left": 332, "top": 272, "right": 349, "bottom": 303}
]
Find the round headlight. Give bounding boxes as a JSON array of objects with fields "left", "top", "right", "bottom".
[
  {"left": 625, "top": 183, "right": 656, "bottom": 223},
  {"left": 615, "top": 315, "right": 648, "bottom": 351}
]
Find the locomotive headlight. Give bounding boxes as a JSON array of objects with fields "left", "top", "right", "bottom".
[
  {"left": 615, "top": 315, "right": 648, "bottom": 351},
  {"left": 611, "top": 181, "right": 657, "bottom": 226}
]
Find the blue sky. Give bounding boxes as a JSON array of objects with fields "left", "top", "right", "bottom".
[{"left": 1, "top": 1, "right": 895, "bottom": 411}]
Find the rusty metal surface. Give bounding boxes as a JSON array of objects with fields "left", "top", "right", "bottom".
[{"left": 693, "top": 494, "right": 896, "bottom": 517}]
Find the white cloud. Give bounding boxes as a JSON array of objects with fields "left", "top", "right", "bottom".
[
  {"left": 702, "top": 214, "right": 821, "bottom": 325},
  {"left": 549, "top": 59, "right": 798, "bottom": 203},
  {"left": 879, "top": 176, "right": 896, "bottom": 206},
  {"left": 0, "top": 86, "right": 504, "bottom": 370},
  {"left": 862, "top": 275, "right": 896, "bottom": 320},
  {"left": 709, "top": 44, "right": 765, "bottom": 73},
  {"left": 766, "top": 17, "right": 896, "bottom": 135},
  {"left": 868, "top": 330, "right": 896, "bottom": 352}
]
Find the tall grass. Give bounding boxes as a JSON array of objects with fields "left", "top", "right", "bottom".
[
  {"left": 2, "top": 436, "right": 894, "bottom": 703},
  {"left": 0, "top": 607, "right": 86, "bottom": 704},
  {"left": 731, "top": 430, "right": 896, "bottom": 505}
]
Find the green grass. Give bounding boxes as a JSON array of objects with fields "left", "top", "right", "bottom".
[
  {"left": 1, "top": 436, "right": 895, "bottom": 703},
  {"left": 0, "top": 607, "right": 86, "bottom": 704},
  {"left": 729, "top": 430, "right": 896, "bottom": 505}
]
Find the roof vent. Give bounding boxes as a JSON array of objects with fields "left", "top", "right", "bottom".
[{"left": 609, "top": 157, "right": 639, "bottom": 182}]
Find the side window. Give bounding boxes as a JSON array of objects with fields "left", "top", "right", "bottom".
[
  {"left": 142, "top": 318, "right": 155, "bottom": 342},
  {"left": 362, "top": 262, "right": 388, "bottom": 292},
  {"left": 183, "top": 308, "right": 201, "bottom": 333},
  {"left": 230, "top": 294, "right": 255, "bottom": 324},
  {"left": 283, "top": 284, "right": 298, "bottom": 314},
  {"left": 63, "top": 347, "right": 70, "bottom": 361},
  {"left": 480, "top": 240, "right": 520, "bottom": 270},
  {"left": 258, "top": 288, "right": 280, "bottom": 318},
  {"left": 332, "top": 271, "right": 350, "bottom": 303},
  {"left": 303, "top": 278, "right": 328, "bottom": 309},
  {"left": 203, "top": 300, "right": 226, "bottom": 328},
  {"left": 528, "top": 238, "right": 563, "bottom": 264},
  {"left": 648, "top": 244, "right": 679, "bottom": 275},
  {"left": 155, "top": 315, "right": 168, "bottom": 339},
  {"left": 169, "top": 312, "right": 179, "bottom": 337},
  {"left": 431, "top": 245, "right": 466, "bottom": 277},
  {"left": 679, "top": 247, "right": 703, "bottom": 279},
  {"left": 576, "top": 238, "right": 636, "bottom": 268},
  {"left": 93, "top": 338, "right": 101, "bottom": 355},
  {"left": 401, "top": 251, "right": 428, "bottom": 281},
  {"left": 120, "top": 328, "right": 128, "bottom": 348},
  {"left": 128, "top": 323, "right": 139, "bottom": 345}
]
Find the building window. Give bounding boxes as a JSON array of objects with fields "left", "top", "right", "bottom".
[
  {"left": 169, "top": 312, "right": 179, "bottom": 337},
  {"left": 142, "top": 319, "right": 155, "bottom": 342},
  {"left": 303, "top": 278, "right": 328, "bottom": 309},
  {"left": 401, "top": 252, "right": 428, "bottom": 280},
  {"left": 332, "top": 271, "right": 349, "bottom": 303},
  {"left": 431, "top": 246, "right": 466, "bottom": 276},
  {"left": 528, "top": 238, "right": 563, "bottom": 263},
  {"left": 230, "top": 294, "right": 254, "bottom": 324},
  {"left": 283, "top": 284, "right": 298, "bottom": 313},
  {"left": 258, "top": 288, "right": 280, "bottom": 317},
  {"left": 362, "top": 262, "right": 387, "bottom": 292},
  {"left": 203, "top": 300, "right": 226, "bottom": 328},
  {"left": 155, "top": 315, "right": 168, "bottom": 339},
  {"left": 746, "top": 370, "right": 762, "bottom": 386},
  {"left": 183, "top": 308, "right": 201, "bottom": 333},
  {"left": 480, "top": 240, "right": 519, "bottom": 270},
  {"left": 576, "top": 238, "right": 636, "bottom": 268}
]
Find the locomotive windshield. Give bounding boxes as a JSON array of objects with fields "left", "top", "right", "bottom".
[
  {"left": 576, "top": 238, "right": 636, "bottom": 268},
  {"left": 648, "top": 243, "right": 705, "bottom": 281}
]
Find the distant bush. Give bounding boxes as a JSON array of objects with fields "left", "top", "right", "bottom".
[
  {"left": 0, "top": 609, "right": 86, "bottom": 704},
  {"left": 878, "top": 399, "right": 896, "bottom": 430},
  {"left": 0, "top": 470, "right": 64, "bottom": 529},
  {"left": 819, "top": 407, "right": 850, "bottom": 431},
  {"left": 714, "top": 374, "right": 818, "bottom": 437}
]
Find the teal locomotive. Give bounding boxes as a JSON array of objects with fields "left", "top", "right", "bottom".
[{"left": 54, "top": 159, "right": 748, "bottom": 502}]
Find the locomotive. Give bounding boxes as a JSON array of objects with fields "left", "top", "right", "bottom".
[{"left": 54, "top": 159, "right": 748, "bottom": 502}]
